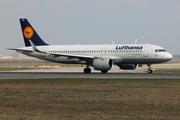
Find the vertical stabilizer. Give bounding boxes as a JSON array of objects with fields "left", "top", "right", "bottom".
[{"left": 20, "top": 18, "right": 48, "bottom": 47}]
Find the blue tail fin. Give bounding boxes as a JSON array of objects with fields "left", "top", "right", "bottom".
[{"left": 20, "top": 18, "right": 48, "bottom": 47}]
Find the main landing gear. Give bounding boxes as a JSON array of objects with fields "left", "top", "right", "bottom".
[
  {"left": 83, "top": 64, "right": 91, "bottom": 73},
  {"left": 84, "top": 68, "right": 91, "bottom": 73},
  {"left": 147, "top": 64, "right": 153, "bottom": 73}
]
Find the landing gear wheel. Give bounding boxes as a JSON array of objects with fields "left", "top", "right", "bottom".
[
  {"left": 84, "top": 68, "right": 91, "bottom": 73},
  {"left": 147, "top": 64, "right": 152, "bottom": 74},
  {"left": 101, "top": 70, "right": 108, "bottom": 73},
  {"left": 138, "top": 64, "right": 142, "bottom": 67},
  {"left": 148, "top": 69, "right": 153, "bottom": 74}
]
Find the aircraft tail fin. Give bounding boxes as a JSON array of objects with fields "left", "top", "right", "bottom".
[{"left": 19, "top": 18, "right": 48, "bottom": 47}]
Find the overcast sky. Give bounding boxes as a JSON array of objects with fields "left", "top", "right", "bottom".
[{"left": 0, "top": 0, "right": 180, "bottom": 55}]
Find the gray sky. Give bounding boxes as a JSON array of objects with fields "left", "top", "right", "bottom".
[{"left": 0, "top": 0, "right": 180, "bottom": 55}]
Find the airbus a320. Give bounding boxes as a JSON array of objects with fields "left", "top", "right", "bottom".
[{"left": 8, "top": 19, "right": 173, "bottom": 73}]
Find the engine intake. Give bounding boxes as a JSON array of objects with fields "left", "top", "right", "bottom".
[{"left": 93, "top": 58, "right": 113, "bottom": 71}]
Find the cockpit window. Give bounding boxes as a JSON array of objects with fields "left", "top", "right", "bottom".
[{"left": 155, "top": 49, "right": 166, "bottom": 52}]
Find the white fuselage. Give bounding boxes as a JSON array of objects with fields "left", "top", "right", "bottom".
[{"left": 17, "top": 44, "right": 172, "bottom": 65}]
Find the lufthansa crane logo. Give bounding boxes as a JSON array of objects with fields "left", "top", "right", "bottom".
[{"left": 23, "top": 26, "right": 34, "bottom": 39}]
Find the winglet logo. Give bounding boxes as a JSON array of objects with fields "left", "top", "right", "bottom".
[{"left": 23, "top": 26, "right": 34, "bottom": 39}]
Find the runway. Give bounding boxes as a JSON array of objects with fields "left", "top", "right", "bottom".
[{"left": 0, "top": 72, "right": 179, "bottom": 79}]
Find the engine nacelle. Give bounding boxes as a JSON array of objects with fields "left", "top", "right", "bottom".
[
  {"left": 119, "top": 64, "right": 137, "bottom": 70},
  {"left": 93, "top": 58, "right": 113, "bottom": 71}
]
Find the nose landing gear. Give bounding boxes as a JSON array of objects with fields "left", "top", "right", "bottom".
[{"left": 147, "top": 64, "right": 153, "bottom": 73}]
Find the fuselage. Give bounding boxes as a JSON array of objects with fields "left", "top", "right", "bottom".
[{"left": 18, "top": 44, "right": 172, "bottom": 65}]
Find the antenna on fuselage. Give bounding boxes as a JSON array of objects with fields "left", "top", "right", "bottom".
[{"left": 135, "top": 38, "right": 138, "bottom": 44}]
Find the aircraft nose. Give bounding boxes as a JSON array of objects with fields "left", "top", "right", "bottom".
[{"left": 166, "top": 52, "right": 173, "bottom": 60}]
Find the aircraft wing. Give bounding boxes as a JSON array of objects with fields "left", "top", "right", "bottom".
[
  {"left": 8, "top": 48, "right": 94, "bottom": 60},
  {"left": 28, "top": 39, "right": 95, "bottom": 59},
  {"left": 46, "top": 52, "right": 122, "bottom": 61},
  {"left": 47, "top": 52, "right": 95, "bottom": 59},
  {"left": 8, "top": 48, "right": 94, "bottom": 59}
]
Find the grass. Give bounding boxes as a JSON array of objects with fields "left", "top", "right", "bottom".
[{"left": 0, "top": 78, "right": 180, "bottom": 120}]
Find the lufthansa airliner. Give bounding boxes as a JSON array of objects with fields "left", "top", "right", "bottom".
[{"left": 8, "top": 19, "right": 172, "bottom": 73}]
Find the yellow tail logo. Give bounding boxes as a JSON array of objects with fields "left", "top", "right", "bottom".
[{"left": 23, "top": 26, "right": 34, "bottom": 39}]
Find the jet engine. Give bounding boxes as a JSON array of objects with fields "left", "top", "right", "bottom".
[
  {"left": 118, "top": 64, "right": 137, "bottom": 70},
  {"left": 93, "top": 58, "right": 113, "bottom": 71}
]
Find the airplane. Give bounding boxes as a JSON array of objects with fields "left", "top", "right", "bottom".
[{"left": 8, "top": 18, "right": 173, "bottom": 73}]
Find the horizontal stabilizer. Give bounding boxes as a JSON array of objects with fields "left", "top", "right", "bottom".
[{"left": 7, "top": 48, "right": 33, "bottom": 52}]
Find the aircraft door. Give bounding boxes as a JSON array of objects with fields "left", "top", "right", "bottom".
[{"left": 143, "top": 46, "right": 149, "bottom": 57}]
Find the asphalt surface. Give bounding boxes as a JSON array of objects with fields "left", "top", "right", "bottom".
[{"left": 0, "top": 72, "right": 179, "bottom": 79}]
